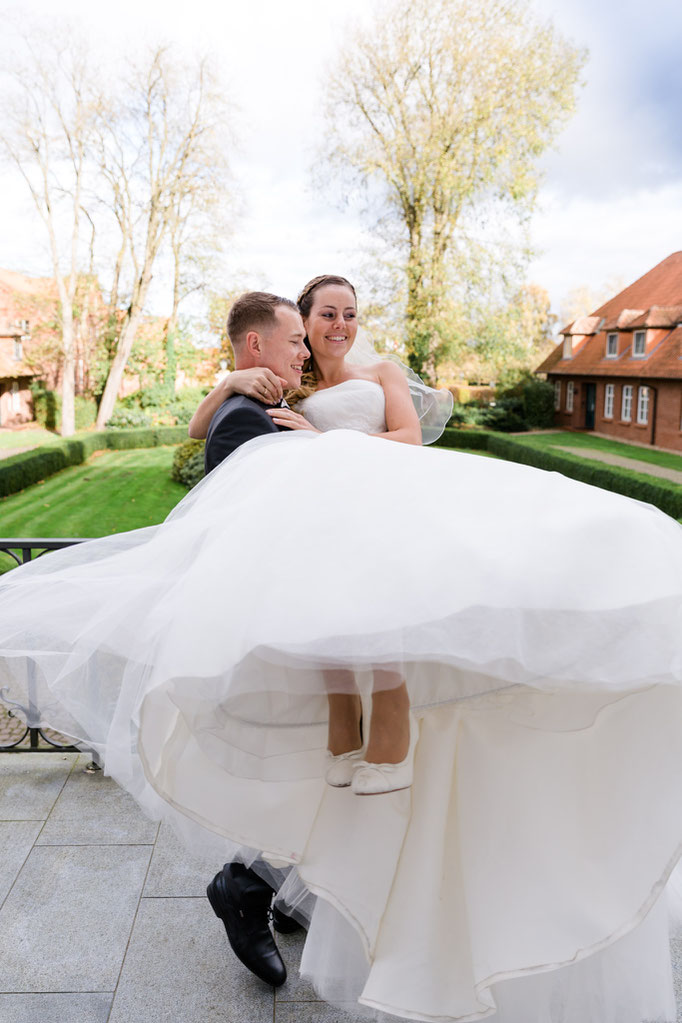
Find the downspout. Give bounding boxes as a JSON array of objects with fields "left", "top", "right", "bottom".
[{"left": 649, "top": 384, "right": 658, "bottom": 446}]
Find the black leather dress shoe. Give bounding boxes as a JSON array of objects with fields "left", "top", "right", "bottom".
[
  {"left": 206, "top": 863, "right": 286, "bottom": 987},
  {"left": 272, "top": 904, "right": 303, "bottom": 934}
]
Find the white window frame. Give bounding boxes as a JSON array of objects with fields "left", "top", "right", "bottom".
[
  {"left": 566, "top": 381, "right": 574, "bottom": 413},
  {"left": 632, "top": 330, "right": 646, "bottom": 357},
  {"left": 621, "top": 384, "right": 633, "bottom": 422},
  {"left": 11, "top": 381, "right": 20, "bottom": 413},
  {"left": 606, "top": 333, "right": 618, "bottom": 358},
  {"left": 13, "top": 339, "right": 22, "bottom": 360},
  {"left": 637, "top": 385, "right": 650, "bottom": 425},
  {"left": 604, "top": 383, "right": 615, "bottom": 419},
  {"left": 554, "top": 380, "right": 561, "bottom": 411}
]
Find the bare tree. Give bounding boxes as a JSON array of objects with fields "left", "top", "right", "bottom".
[
  {"left": 94, "top": 48, "right": 232, "bottom": 427},
  {"left": 322, "top": 0, "right": 585, "bottom": 382},
  {"left": 1, "top": 26, "right": 99, "bottom": 435}
]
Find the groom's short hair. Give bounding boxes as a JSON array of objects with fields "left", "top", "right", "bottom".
[{"left": 227, "top": 292, "right": 299, "bottom": 349}]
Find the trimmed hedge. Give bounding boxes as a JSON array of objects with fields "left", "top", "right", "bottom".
[
  {"left": 435, "top": 428, "right": 491, "bottom": 451},
  {"left": 0, "top": 426, "right": 188, "bottom": 499},
  {"left": 487, "top": 435, "right": 682, "bottom": 519}
]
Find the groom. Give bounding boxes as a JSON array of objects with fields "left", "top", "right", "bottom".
[
  {"left": 204, "top": 291, "right": 307, "bottom": 471},
  {"left": 204, "top": 291, "right": 310, "bottom": 988}
]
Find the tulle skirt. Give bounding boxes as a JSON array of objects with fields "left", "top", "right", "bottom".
[{"left": 1, "top": 428, "right": 681, "bottom": 1021}]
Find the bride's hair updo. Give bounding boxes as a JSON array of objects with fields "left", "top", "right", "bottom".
[{"left": 285, "top": 274, "right": 358, "bottom": 407}]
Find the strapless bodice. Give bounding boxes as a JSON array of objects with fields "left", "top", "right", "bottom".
[{"left": 300, "top": 378, "right": 386, "bottom": 434}]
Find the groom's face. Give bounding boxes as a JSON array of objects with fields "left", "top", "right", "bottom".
[{"left": 258, "top": 306, "right": 308, "bottom": 389}]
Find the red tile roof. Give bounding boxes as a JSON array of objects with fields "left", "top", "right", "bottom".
[
  {"left": 0, "top": 353, "right": 37, "bottom": 379},
  {"left": 538, "top": 252, "right": 682, "bottom": 380}
]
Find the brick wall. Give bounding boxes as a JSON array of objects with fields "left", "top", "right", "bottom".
[
  {"left": 549, "top": 374, "right": 682, "bottom": 452},
  {"left": 0, "top": 378, "right": 33, "bottom": 427}
]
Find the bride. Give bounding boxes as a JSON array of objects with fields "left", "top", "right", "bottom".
[{"left": 1, "top": 274, "right": 682, "bottom": 1022}]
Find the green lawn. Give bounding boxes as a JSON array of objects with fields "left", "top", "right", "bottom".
[
  {"left": 511, "top": 431, "right": 682, "bottom": 473},
  {"left": 0, "top": 426, "right": 63, "bottom": 451},
  {"left": 0, "top": 447, "right": 186, "bottom": 573}
]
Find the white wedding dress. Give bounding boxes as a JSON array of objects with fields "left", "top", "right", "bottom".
[{"left": 1, "top": 377, "right": 682, "bottom": 1022}]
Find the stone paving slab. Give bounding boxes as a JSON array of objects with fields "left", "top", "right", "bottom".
[
  {"left": 0, "top": 820, "right": 43, "bottom": 905},
  {"left": 0, "top": 752, "right": 76, "bottom": 820},
  {"left": 275, "top": 928, "right": 318, "bottom": 1002},
  {"left": 144, "top": 822, "right": 219, "bottom": 897},
  {"left": 108, "top": 896, "right": 274, "bottom": 1023},
  {"left": 37, "top": 754, "right": 158, "bottom": 846},
  {"left": 0, "top": 843, "right": 152, "bottom": 992},
  {"left": 0, "top": 993, "right": 113, "bottom": 1023},
  {"left": 556, "top": 445, "right": 682, "bottom": 484},
  {"left": 275, "top": 1002, "right": 364, "bottom": 1022}
]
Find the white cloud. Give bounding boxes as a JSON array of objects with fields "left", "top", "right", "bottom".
[
  {"left": 1, "top": 0, "right": 681, "bottom": 326},
  {"left": 529, "top": 182, "right": 682, "bottom": 314}
]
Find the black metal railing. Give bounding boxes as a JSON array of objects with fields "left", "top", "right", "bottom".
[{"left": 0, "top": 538, "right": 91, "bottom": 755}]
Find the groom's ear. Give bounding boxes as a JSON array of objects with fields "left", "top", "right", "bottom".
[{"left": 244, "top": 330, "right": 262, "bottom": 360}]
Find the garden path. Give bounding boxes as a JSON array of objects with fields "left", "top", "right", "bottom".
[{"left": 557, "top": 446, "right": 682, "bottom": 485}]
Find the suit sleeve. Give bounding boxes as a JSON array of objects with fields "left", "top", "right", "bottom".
[{"left": 205, "top": 405, "right": 276, "bottom": 472}]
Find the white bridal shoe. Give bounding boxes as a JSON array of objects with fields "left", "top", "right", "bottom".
[
  {"left": 351, "top": 714, "right": 419, "bottom": 796},
  {"left": 325, "top": 746, "right": 365, "bottom": 787}
]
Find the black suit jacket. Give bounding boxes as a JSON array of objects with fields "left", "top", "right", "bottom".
[{"left": 204, "top": 394, "right": 285, "bottom": 474}]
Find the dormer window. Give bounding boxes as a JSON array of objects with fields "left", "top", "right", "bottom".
[
  {"left": 606, "top": 333, "right": 618, "bottom": 358},
  {"left": 632, "top": 330, "right": 646, "bottom": 357},
  {"left": 13, "top": 339, "right": 23, "bottom": 360},
  {"left": 562, "top": 335, "right": 572, "bottom": 359}
]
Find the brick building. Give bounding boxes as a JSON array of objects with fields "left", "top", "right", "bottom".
[
  {"left": 537, "top": 252, "right": 682, "bottom": 452},
  {"left": 0, "top": 269, "right": 52, "bottom": 427}
]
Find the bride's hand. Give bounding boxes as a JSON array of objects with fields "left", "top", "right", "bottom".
[
  {"left": 228, "top": 368, "right": 287, "bottom": 405},
  {"left": 266, "top": 408, "right": 320, "bottom": 432}
]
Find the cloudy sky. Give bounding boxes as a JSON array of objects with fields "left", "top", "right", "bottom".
[{"left": 1, "top": 0, "right": 680, "bottom": 326}]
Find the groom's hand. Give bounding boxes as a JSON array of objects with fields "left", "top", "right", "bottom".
[{"left": 227, "top": 368, "right": 287, "bottom": 405}]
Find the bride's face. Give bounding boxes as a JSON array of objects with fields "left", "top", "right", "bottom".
[{"left": 304, "top": 285, "right": 358, "bottom": 361}]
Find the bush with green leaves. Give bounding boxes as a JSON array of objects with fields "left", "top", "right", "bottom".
[
  {"left": 105, "top": 408, "right": 153, "bottom": 429},
  {"left": 111, "top": 385, "right": 208, "bottom": 428},
  {"left": 519, "top": 378, "right": 555, "bottom": 428},
  {"left": 447, "top": 402, "right": 487, "bottom": 428},
  {"left": 30, "top": 388, "right": 98, "bottom": 432},
  {"left": 171, "top": 439, "right": 205, "bottom": 489}
]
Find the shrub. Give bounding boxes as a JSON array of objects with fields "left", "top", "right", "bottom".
[
  {"left": 30, "top": 388, "right": 97, "bottom": 431},
  {"left": 171, "top": 439, "right": 205, "bottom": 489},
  {"left": 448, "top": 402, "right": 487, "bottom": 428},
  {"left": 108, "top": 385, "right": 206, "bottom": 428},
  {"left": 481, "top": 397, "right": 528, "bottom": 432},
  {"left": 487, "top": 435, "right": 682, "bottom": 519},
  {"left": 105, "top": 407, "right": 153, "bottom": 429},
  {"left": 519, "top": 379, "right": 555, "bottom": 429}
]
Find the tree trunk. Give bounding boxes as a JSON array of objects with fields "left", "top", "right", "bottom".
[
  {"left": 60, "top": 306, "right": 76, "bottom": 436},
  {"left": 95, "top": 306, "right": 146, "bottom": 428}
]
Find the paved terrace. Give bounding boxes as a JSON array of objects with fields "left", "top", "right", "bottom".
[
  {"left": 0, "top": 752, "right": 360, "bottom": 1023},
  {"left": 1, "top": 751, "right": 682, "bottom": 1023}
]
